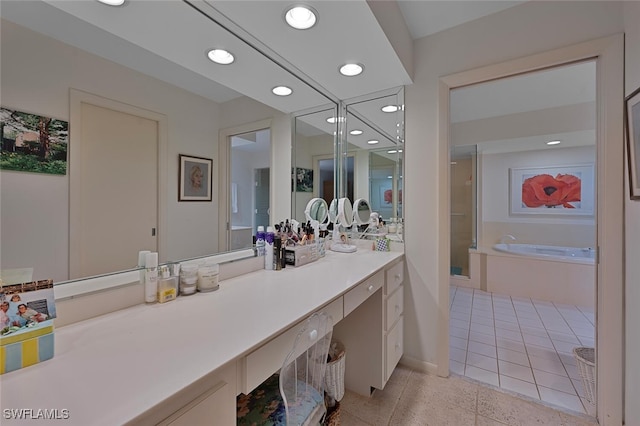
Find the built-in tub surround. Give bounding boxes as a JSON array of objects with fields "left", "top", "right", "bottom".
[
  {"left": 484, "top": 245, "right": 595, "bottom": 308},
  {"left": 493, "top": 243, "right": 595, "bottom": 264}
]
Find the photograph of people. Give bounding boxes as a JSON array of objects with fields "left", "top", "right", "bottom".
[
  {"left": 0, "top": 301, "right": 10, "bottom": 328},
  {"left": 17, "top": 303, "right": 48, "bottom": 322}
]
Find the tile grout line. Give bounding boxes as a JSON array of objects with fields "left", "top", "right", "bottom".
[{"left": 511, "top": 293, "right": 543, "bottom": 401}]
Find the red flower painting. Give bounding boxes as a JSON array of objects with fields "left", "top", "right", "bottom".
[{"left": 521, "top": 173, "right": 581, "bottom": 208}]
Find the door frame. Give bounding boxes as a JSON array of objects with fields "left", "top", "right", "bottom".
[
  {"left": 438, "top": 34, "right": 624, "bottom": 423},
  {"left": 218, "top": 119, "right": 272, "bottom": 252},
  {"left": 69, "top": 89, "right": 168, "bottom": 274}
]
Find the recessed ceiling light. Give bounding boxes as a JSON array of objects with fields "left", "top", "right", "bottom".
[
  {"left": 272, "top": 86, "right": 292, "bottom": 96},
  {"left": 350, "top": 129, "right": 363, "bottom": 135},
  {"left": 388, "top": 150, "right": 398, "bottom": 154},
  {"left": 547, "top": 140, "right": 561, "bottom": 145},
  {"left": 326, "top": 116, "right": 345, "bottom": 124},
  {"left": 381, "top": 105, "right": 399, "bottom": 113},
  {"left": 367, "top": 140, "right": 379, "bottom": 145},
  {"left": 339, "top": 63, "right": 363, "bottom": 77},
  {"left": 207, "top": 49, "right": 234, "bottom": 65},
  {"left": 284, "top": 5, "right": 318, "bottom": 30},
  {"left": 97, "top": 0, "right": 126, "bottom": 5},
  {"left": 387, "top": 176, "right": 393, "bottom": 179}
]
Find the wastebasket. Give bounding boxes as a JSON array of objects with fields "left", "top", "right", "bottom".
[{"left": 573, "top": 347, "right": 595, "bottom": 405}]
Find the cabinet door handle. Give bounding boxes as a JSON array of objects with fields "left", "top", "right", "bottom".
[
  {"left": 395, "top": 274, "right": 401, "bottom": 280},
  {"left": 367, "top": 285, "right": 374, "bottom": 292}
]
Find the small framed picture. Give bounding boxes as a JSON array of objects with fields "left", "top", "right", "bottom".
[
  {"left": 179, "top": 154, "right": 212, "bottom": 201},
  {"left": 625, "top": 86, "right": 640, "bottom": 200}
]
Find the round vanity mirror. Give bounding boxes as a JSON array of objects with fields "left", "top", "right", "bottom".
[
  {"left": 352, "top": 198, "right": 371, "bottom": 225},
  {"left": 304, "top": 198, "right": 328, "bottom": 224},
  {"left": 337, "top": 198, "right": 353, "bottom": 228},
  {"left": 328, "top": 199, "right": 338, "bottom": 224}
]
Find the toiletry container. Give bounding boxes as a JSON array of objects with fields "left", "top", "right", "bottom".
[
  {"left": 138, "top": 250, "right": 151, "bottom": 285},
  {"left": 197, "top": 263, "right": 220, "bottom": 292},
  {"left": 179, "top": 264, "right": 198, "bottom": 296},
  {"left": 256, "top": 226, "right": 265, "bottom": 256},
  {"left": 157, "top": 265, "right": 177, "bottom": 303},
  {"left": 265, "top": 226, "right": 275, "bottom": 270},
  {"left": 144, "top": 252, "right": 158, "bottom": 304}
]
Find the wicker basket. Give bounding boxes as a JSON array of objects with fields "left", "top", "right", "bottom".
[
  {"left": 323, "top": 400, "right": 340, "bottom": 426},
  {"left": 325, "top": 340, "right": 346, "bottom": 402},
  {"left": 573, "top": 347, "right": 595, "bottom": 405}
]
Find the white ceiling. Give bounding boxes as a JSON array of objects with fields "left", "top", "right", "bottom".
[
  {"left": 397, "top": 0, "right": 526, "bottom": 40},
  {"left": 1, "top": 0, "right": 529, "bottom": 114},
  {"left": 3, "top": 0, "right": 591, "bottom": 154}
]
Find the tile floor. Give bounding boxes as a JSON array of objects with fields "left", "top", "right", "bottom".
[
  {"left": 339, "top": 365, "right": 597, "bottom": 425},
  {"left": 448, "top": 285, "right": 596, "bottom": 417}
]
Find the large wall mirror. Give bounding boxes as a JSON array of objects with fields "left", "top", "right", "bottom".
[
  {"left": 1, "top": 0, "right": 334, "bottom": 284},
  {"left": 291, "top": 87, "right": 405, "bottom": 236}
]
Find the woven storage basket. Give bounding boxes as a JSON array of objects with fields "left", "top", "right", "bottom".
[
  {"left": 573, "top": 347, "right": 595, "bottom": 405},
  {"left": 323, "top": 400, "right": 340, "bottom": 426},
  {"left": 325, "top": 340, "right": 346, "bottom": 402}
]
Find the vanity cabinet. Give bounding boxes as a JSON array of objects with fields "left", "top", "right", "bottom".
[{"left": 333, "top": 258, "right": 405, "bottom": 396}]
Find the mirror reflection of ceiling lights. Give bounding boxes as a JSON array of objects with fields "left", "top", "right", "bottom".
[
  {"left": 284, "top": 5, "right": 318, "bottom": 30},
  {"left": 207, "top": 49, "right": 235, "bottom": 65},
  {"left": 350, "top": 129, "right": 363, "bottom": 135},
  {"left": 339, "top": 63, "right": 364, "bottom": 77},
  {"left": 272, "top": 86, "right": 293, "bottom": 96},
  {"left": 97, "top": 0, "right": 125, "bottom": 6}
]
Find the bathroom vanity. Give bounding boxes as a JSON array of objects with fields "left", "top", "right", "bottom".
[{"left": 0, "top": 244, "right": 404, "bottom": 426}]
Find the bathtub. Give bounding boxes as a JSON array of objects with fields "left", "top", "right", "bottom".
[
  {"left": 483, "top": 243, "right": 595, "bottom": 308},
  {"left": 493, "top": 243, "right": 595, "bottom": 265}
]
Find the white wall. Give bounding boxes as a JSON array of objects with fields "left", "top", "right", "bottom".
[
  {"left": 404, "top": 0, "right": 623, "bottom": 371},
  {"left": 624, "top": 2, "right": 640, "bottom": 424},
  {"left": 481, "top": 146, "right": 596, "bottom": 248}
]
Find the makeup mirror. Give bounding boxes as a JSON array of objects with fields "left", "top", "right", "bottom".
[
  {"left": 331, "top": 197, "right": 357, "bottom": 253},
  {"left": 305, "top": 198, "right": 329, "bottom": 224},
  {"left": 304, "top": 197, "right": 328, "bottom": 238},
  {"left": 353, "top": 198, "right": 372, "bottom": 226}
]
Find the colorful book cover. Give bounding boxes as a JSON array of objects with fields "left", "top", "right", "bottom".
[{"left": 1, "top": 279, "right": 56, "bottom": 338}]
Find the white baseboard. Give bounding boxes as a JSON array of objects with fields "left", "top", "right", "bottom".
[{"left": 399, "top": 355, "right": 439, "bottom": 376}]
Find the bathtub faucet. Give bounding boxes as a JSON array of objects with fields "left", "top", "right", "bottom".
[{"left": 500, "top": 234, "right": 516, "bottom": 245}]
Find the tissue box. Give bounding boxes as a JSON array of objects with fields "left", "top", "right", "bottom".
[{"left": 0, "top": 320, "right": 54, "bottom": 374}]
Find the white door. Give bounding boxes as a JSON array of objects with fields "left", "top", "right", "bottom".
[{"left": 72, "top": 102, "right": 157, "bottom": 278}]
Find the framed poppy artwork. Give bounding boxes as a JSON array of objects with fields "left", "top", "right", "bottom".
[
  {"left": 625, "top": 86, "right": 640, "bottom": 200},
  {"left": 509, "top": 164, "right": 594, "bottom": 216}
]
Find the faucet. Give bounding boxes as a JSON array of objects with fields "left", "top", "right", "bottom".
[{"left": 500, "top": 234, "right": 516, "bottom": 245}]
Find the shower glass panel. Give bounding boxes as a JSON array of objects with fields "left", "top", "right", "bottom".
[{"left": 450, "top": 145, "right": 477, "bottom": 277}]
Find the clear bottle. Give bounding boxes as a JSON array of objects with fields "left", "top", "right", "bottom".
[{"left": 157, "top": 265, "right": 177, "bottom": 303}]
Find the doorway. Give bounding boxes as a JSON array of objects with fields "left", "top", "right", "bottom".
[
  {"left": 439, "top": 35, "right": 624, "bottom": 424},
  {"left": 230, "top": 129, "right": 270, "bottom": 249}
]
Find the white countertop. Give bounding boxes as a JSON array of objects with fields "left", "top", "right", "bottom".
[{"left": 0, "top": 247, "right": 403, "bottom": 425}]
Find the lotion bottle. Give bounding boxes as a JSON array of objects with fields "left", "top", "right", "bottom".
[
  {"left": 256, "top": 226, "right": 265, "bottom": 257},
  {"left": 144, "top": 252, "right": 158, "bottom": 304},
  {"left": 265, "top": 226, "right": 275, "bottom": 270}
]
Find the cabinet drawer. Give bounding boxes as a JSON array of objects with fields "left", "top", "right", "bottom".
[
  {"left": 385, "top": 285, "right": 403, "bottom": 331},
  {"left": 385, "top": 261, "right": 404, "bottom": 295},
  {"left": 240, "top": 297, "right": 343, "bottom": 394},
  {"left": 344, "top": 270, "right": 383, "bottom": 317},
  {"left": 385, "top": 317, "right": 403, "bottom": 383}
]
